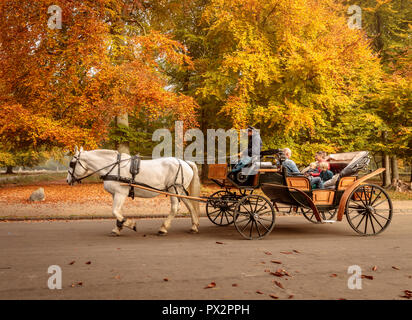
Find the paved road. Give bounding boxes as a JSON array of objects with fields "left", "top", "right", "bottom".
[{"left": 0, "top": 215, "right": 411, "bottom": 300}]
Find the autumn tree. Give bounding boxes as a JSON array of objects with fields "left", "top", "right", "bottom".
[
  {"left": 0, "top": 0, "right": 198, "bottom": 171},
  {"left": 193, "top": 0, "right": 384, "bottom": 165},
  {"left": 343, "top": 0, "right": 411, "bottom": 186}
]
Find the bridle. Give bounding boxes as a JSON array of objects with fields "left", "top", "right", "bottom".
[
  {"left": 68, "top": 151, "right": 132, "bottom": 185},
  {"left": 68, "top": 152, "right": 89, "bottom": 185}
]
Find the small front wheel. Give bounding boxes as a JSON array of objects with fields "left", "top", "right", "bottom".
[
  {"left": 345, "top": 184, "right": 392, "bottom": 235},
  {"left": 233, "top": 195, "right": 275, "bottom": 240}
]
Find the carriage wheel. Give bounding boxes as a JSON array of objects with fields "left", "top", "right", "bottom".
[
  {"left": 301, "top": 207, "right": 337, "bottom": 224},
  {"left": 206, "top": 190, "right": 237, "bottom": 226},
  {"left": 345, "top": 184, "right": 392, "bottom": 236},
  {"left": 233, "top": 195, "right": 275, "bottom": 240}
]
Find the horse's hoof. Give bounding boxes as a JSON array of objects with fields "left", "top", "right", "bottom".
[
  {"left": 158, "top": 231, "right": 167, "bottom": 236},
  {"left": 110, "top": 231, "right": 120, "bottom": 237},
  {"left": 189, "top": 229, "right": 199, "bottom": 234}
]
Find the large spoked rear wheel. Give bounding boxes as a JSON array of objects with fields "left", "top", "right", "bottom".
[
  {"left": 206, "top": 190, "right": 237, "bottom": 226},
  {"left": 346, "top": 184, "right": 392, "bottom": 236},
  {"left": 233, "top": 195, "right": 275, "bottom": 240},
  {"left": 301, "top": 208, "right": 337, "bottom": 224}
]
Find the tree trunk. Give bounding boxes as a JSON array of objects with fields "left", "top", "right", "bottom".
[
  {"left": 116, "top": 113, "right": 130, "bottom": 155},
  {"left": 391, "top": 156, "right": 399, "bottom": 185},
  {"left": 382, "top": 153, "right": 391, "bottom": 187},
  {"left": 5, "top": 166, "right": 13, "bottom": 174}
]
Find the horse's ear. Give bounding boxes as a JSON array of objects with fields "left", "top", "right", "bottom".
[
  {"left": 80, "top": 146, "right": 84, "bottom": 152},
  {"left": 74, "top": 146, "right": 78, "bottom": 154}
]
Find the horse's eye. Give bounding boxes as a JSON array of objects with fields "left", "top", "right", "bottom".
[{"left": 69, "top": 161, "right": 76, "bottom": 169}]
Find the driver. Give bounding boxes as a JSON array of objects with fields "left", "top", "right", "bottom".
[{"left": 231, "top": 126, "right": 262, "bottom": 174}]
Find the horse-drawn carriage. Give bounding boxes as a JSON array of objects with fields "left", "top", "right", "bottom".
[
  {"left": 206, "top": 150, "right": 392, "bottom": 239},
  {"left": 67, "top": 148, "right": 392, "bottom": 240}
]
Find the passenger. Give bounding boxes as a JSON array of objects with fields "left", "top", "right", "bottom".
[
  {"left": 319, "top": 162, "right": 333, "bottom": 183},
  {"left": 282, "top": 148, "right": 300, "bottom": 174},
  {"left": 306, "top": 162, "right": 318, "bottom": 176},
  {"left": 311, "top": 151, "right": 330, "bottom": 177},
  {"left": 283, "top": 149, "right": 323, "bottom": 189}
]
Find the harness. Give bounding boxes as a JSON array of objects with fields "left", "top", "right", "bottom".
[{"left": 69, "top": 152, "right": 189, "bottom": 199}]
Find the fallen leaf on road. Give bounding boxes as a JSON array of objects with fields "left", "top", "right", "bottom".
[
  {"left": 361, "top": 275, "right": 374, "bottom": 280},
  {"left": 77, "top": 282, "right": 83, "bottom": 286},
  {"left": 114, "top": 275, "right": 121, "bottom": 280},
  {"left": 232, "top": 284, "right": 238, "bottom": 287},
  {"left": 330, "top": 274, "right": 338, "bottom": 278},
  {"left": 338, "top": 298, "right": 347, "bottom": 300},
  {"left": 85, "top": 261, "right": 91, "bottom": 265},
  {"left": 288, "top": 295, "right": 294, "bottom": 299},
  {"left": 280, "top": 251, "right": 293, "bottom": 255},
  {"left": 216, "top": 241, "right": 224, "bottom": 244},
  {"left": 271, "top": 260, "right": 282, "bottom": 264},
  {"left": 400, "top": 290, "right": 412, "bottom": 299},
  {"left": 256, "top": 290, "right": 264, "bottom": 294},
  {"left": 372, "top": 266, "right": 377, "bottom": 271},
  {"left": 269, "top": 294, "right": 279, "bottom": 299},
  {"left": 293, "top": 250, "right": 300, "bottom": 253},
  {"left": 264, "top": 251, "right": 272, "bottom": 255},
  {"left": 274, "top": 281, "right": 284, "bottom": 289},
  {"left": 392, "top": 266, "right": 400, "bottom": 270},
  {"left": 204, "top": 282, "right": 216, "bottom": 289},
  {"left": 270, "top": 272, "right": 283, "bottom": 277},
  {"left": 264, "top": 269, "right": 270, "bottom": 273},
  {"left": 163, "top": 278, "right": 169, "bottom": 282},
  {"left": 69, "top": 261, "right": 75, "bottom": 265}
]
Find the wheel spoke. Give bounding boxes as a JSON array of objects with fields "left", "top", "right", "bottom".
[
  {"left": 364, "top": 213, "right": 369, "bottom": 234},
  {"left": 212, "top": 213, "right": 222, "bottom": 222},
  {"left": 369, "top": 213, "right": 376, "bottom": 234},
  {"left": 355, "top": 213, "right": 366, "bottom": 229},
  {"left": 369, "top": 212, "right": 384, "bottom": 229},
  {"left": 370, "top": 190, "right": 383, "bottom": 206},
  {"left": 240, "top": 218, "right": 252, "bottom": 232},
  {"left": 255, "top": 221, "right": 261, "bottom": 238},
  {"left": 373, "top": 212, "right": 390, "bottom": 221},
  {"left": 257, "top": 220, "right": 270, "bottom": 232}
]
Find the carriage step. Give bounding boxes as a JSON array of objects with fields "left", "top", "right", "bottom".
[{"left": 322, "top": 220, "right": 336, "bottom": 224}]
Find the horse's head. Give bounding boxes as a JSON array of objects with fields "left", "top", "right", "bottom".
[{"left": 67, "top": 146, "right": 89, "bottom": 185}]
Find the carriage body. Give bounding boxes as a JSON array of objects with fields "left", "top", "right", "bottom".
[{"left": 206, "top": 151, "right": 393, "bottom": 239}]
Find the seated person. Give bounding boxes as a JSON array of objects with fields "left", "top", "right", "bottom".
[
  {"left": 319, "top": 162, "right": 333, "bottom": 183},
  {"left": 282, "top": 148, "right": 323, "bottom": 189},
  {"left": 311, "top": 151, "right": 330, "bottom": 177},
  {"left": 306, "top": 162, "right": 318, "bottom": 176},
  {"left": 231, "top": 126, "right": 262, "bottom": 174},
  {"left": 282, "top": 148, "right": 300, "bottom": 174}
]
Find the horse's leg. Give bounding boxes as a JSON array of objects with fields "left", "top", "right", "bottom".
[
  {"left": 158, "top": 195, "right": 179, "bottom": 235},
  {"left": 181, "top": 197, "right": 199, "bottom": 234},
  {"left": 110, "top": 192, "right": 136, "bottom": 236}
]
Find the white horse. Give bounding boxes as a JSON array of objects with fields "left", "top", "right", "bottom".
[{"left": 66, "top": 147, "right": 200, "bottom": 236}]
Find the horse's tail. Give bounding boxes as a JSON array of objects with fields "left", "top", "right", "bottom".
[{"left": 187, "top": 161, "right": 200, "bottom": 215}]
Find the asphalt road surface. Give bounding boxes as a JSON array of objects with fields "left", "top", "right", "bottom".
[{"left": 0, "top": 215, "right": 411, "bottom": 300}]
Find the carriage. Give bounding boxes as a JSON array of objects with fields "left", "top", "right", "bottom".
[{"left": 206, "top": 150, "right": 393, "bottom": 239}]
